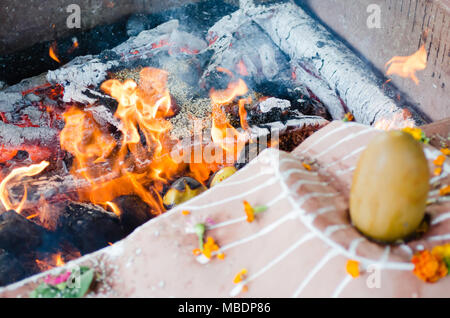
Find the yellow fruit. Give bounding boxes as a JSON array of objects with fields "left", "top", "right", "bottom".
[
  {"left": 350, "top": 130, "right": 430, "bottom": 242},
  {"left": 210, "top": 167, "right": 237, "bottom": 187},
  {"left": 163, "top": 177, "right": 206, "bottom": 209}
]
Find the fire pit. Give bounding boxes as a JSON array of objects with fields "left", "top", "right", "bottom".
[{"left": 0, "top": 0, "right": 448, "bottom": 298}]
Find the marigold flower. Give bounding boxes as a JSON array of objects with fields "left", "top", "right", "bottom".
[
  {"left": 243, "top": 201, "right": 268, "bottom": 223},
  {"left": 432, "top": 244, "right": 450, "bottom": 259},
  {"left": 343, "top": 113, "right": 354, "bottom": 122},
  {"left": 440, "top": 185, "right": 450, "bottom": 197},
  {"left": 412, "top": 250, "right": 448, "bottom": 283},
  {"left": 233, "top": 269, "right": 248, "bottom": 284},
  {"left": 346, "top": 260, "right": 360, "bottom": 278},
  {"left": 402, "top": 127, "right": 424, "bottom": 142},
  {"left": 202, "top": 237, "right": 220, "bottom": 259},
  {"left": 434, "top": 155, "right": 446, "bottom": 167},
  {"left": 434, "top": 167, "right": 442, "bottom": 176},
  {"left": 441, "top": 148, "right": 450, "bottom": 156}
]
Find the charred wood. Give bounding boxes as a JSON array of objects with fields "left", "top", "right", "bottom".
[{"left": 57, "top": 203, "right": 124, "bottom": 255}]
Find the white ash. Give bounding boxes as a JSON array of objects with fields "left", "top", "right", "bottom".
[
  {"left": 250, "top": 116, "right": 328, "bottom": 140},
  {"left": 203, "top": 12, "right": 291, "bottom": 85},
  {"left": 168, "top": 29, "right": 207, "bottom": 53},
  {"left": 47, "top": 56, "right": 119, "bottom": 104},
  {"left": 24, "top": 93, "right": 42, "bottom": 103},
  {"left": 85, "top": 105, "right": 120, "bottom": 129},
  {"left": 0, "top": 92, "right": 22, "bottom": 112},
  {"left": 0, "top": 122, "right": 58, "bottom": 147},
  {"left": 113, "top": 20, "right": 180, "bottom": 55},
  {"left": 21, "top": 106, "right": 51, "bottom": 126},
  {"left": 259, "top": 97, "right": 291, "bottom": 113},
  {"left": 292, "top": 62, "right": 346, "bottom": 120}
]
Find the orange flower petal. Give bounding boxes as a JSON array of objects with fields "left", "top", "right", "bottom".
[
  {"left": 244, "top": 201, "right": 255, "bottom": 223},
  {"left": 233, "top": 269, "right": 248, "bottom": 284},
  {"left": 441, "top": 148, "right": 450, "bottom": 156},
  {"left": 440, "top": 185, "right": 450, "bottom": 197},
  {"left": 182, "top": 210, "right": 191, "bottom": 216},
  {"left": 434, "top": 167, "right": 442, "bottom": 176},
  {"left": 302, "top": 163, "right": 312, "bottom": 171},
  {"left": 346, "top": 260, "right": 360, "bottom": 278},
  {"left": 193, "top": 248, "right": 202, "bottom": 256},
  {"left": 217, "top": 253, "right": 226, "bottom": 260},
  {"left": 434, "top": 155, "right": 446, "bottom": 167}
]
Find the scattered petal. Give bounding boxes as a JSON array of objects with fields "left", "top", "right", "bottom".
[
  {"left": 233, "top": 268, "right": 248, "bottom": 284},
  {"left": 434, "top": 155, "right": 446, "bottom": 167},
  {"left": 346, "top": 260, "right": 360, "bottom": 278}
]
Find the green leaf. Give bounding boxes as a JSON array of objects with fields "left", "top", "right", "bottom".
[
  {"left": 70, "top": 267, "right": 95, "bottom": 298},
  {"left": 30, "top": 284, "right": 61, "bottom": 298},
  {"left": 30, "top": 266, "right": 95, "bottom": 298}
]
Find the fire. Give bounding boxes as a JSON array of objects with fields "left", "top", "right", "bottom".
[
  {"left": 49, "top": 41, "right": 61, "bottom": 64},
  {"left": 374, "top": 110, "right": 416, "bottom": 131},
  {"left": 385, "top": 45, "right": 427, "bottom": 85},
  {"left": 35, "top": 253, "right": 65, "bottom": 272},
  {"left": 106, "top": 201, "right": 122, "bottom": 216},
  {"left": 0, "top": 161, "right": 49, "bottom": 213},
  {"left": 210, "top": 68, "right": 249, "bottom": 157},
  {"left": 59, "top": 66, "right": 253, "bottom": 214},
  {"left": 61, "top": 67, "right": 182, "bottom": 215}
]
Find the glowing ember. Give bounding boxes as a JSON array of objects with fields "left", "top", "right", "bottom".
[
  {"left": 49, "top": 42, "right": 61, "bottom": 64},
  {"left": 385, "top": 45, "right": 427, "bottom": 85},
  {"left": 106, "top": 201, "right": 122, "bottom": 216},
  {"left": 35, "top": 253, "right": 66, "bottom": 272},
  {"left": 0, "top": 161, "right": 49, "bottom": 213}
]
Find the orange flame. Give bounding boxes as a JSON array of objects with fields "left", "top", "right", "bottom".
[
  {"left": 0, "top": 161, "right": 49, "bottom": 213},
  {"left": 106, "top": 201, "right": 122, "bottom": 216},
  {"left": 49, "top": 42, "right": 61, "bottom": 64},
  {"left": 385, "top": 45, "right": 427, "bottom": 85},
  {"left": 61, "top": 67, "right": 182, "bottom": 215},
  {"left": 60, "top": 66, "right": 254, "bottom": 213},
  {"left": 35, "top": 253, "right": 65, "bottom": 272}
]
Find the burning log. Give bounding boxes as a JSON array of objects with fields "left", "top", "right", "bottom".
[
  {"left": 112, "top": 195, "right": 154, "bottom": 236},
  {"left": 58, "top": 203, "right": 124, "bottom": 255},
  {"left": 240, "top": 1, "right": 427, "bottom": 125}
]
